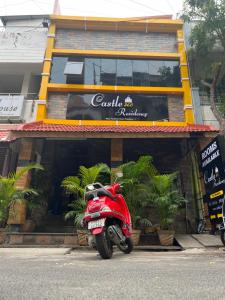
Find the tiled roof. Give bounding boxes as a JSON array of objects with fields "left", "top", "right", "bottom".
[
  {"left": 15, "top": 121, "right": 218, "bottom": 134},
  {"left": 0, "top": 131, "right": 10, "bottom": 141},
  {"left": 0, "top": 124, "right": 19, "bottom": 142}
]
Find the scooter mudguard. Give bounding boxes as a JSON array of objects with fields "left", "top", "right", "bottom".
[{"left": 91, "top": 227, "right": 104, "bottom": 235}]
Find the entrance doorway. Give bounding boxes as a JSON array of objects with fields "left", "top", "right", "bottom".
[
  {"left": 50, "top": 139, "right": 111, "bottom": 215},
  {"left": 37, "top": 139, "right": 110, "bottom": 232}
]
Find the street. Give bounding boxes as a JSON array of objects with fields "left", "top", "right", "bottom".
[{"left": 0, "top": 248, "right": 225, "bottom": 300}]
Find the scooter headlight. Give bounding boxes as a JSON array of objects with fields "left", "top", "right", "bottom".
[{"left": 101, "top": 206, "right": 112, "bottom": 212}]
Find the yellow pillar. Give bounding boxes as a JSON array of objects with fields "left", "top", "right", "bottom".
[
  {"left": 177, "top": 29, "right": 195, "bottom": 124},
  {"left": 37, "top": 23, "right": 56, "bottom": 120}
]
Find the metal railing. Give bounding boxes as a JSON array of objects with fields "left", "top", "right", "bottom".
[
  {"left": 199, "top": 93, "right": 225, "bottom": 105},
  {"left": 0, "top": 93, "right": 39, "bottom": 100}
]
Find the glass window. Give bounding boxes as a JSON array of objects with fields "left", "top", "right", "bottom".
[
  {"left": 84, "top": 58, "right": 101, "bottom": 85},
  {"left": 116, "top": 60, "right": 133, "bottom": 86},
  {"left": 64, "top": 62, "right": 84, "bottom": 75},
  {"left": 133, "top": 60, "right": 150, "bottom": 86},
  {"left": 51, "top": 56, "right": 181, "bottom": 87},
  {"left": 66, "top": 58, "right": 84, "bottom": 84},
  {"left": 100, "top": 59, "right": 116, "bottom": 85},
  {"left": 148, "top": 60, "right": 181, "bottom": 87},
  {"left": 161, "top": 61, "right": 181, "bottom": 87},
  {"left": 50, "top": 57, "right": 67, "bottom": 83}
]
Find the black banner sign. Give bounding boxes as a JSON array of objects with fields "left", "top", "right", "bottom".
[
  {"left": 200, "top": 137, "right": 225, "bottom": 223},
  {"left": 67, "top": 93, "right": 168, "bottom": 121}
]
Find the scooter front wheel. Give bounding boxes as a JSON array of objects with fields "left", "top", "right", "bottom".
[
  {"left": 96, "top": 231, "right": 113, "bottom": 259},
  {"left": 220, "top": 229, "right": 225, "bottom": 246}
]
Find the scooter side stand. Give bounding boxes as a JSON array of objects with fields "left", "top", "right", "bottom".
[{"left": 107, "top": 225, "right": 126, "bottom": 247}]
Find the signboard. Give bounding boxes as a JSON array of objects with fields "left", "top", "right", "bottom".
[
  {"left": 67, "top": 93, "right": 168, "bottom": 121},
  {"left": 200, "top": 137, "right": 225, "bottom": 223},
  {"left": 0, "top": 95, "right": 25, "bottom": 120}
]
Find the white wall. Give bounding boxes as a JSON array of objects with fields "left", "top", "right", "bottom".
[
  {"left": 0, "top": 18, "right": 48, "bottom": 63},
  {"left": 201, "top": 105, "right": 220, "bottom": 129},
  {"left": 23, "top": 99, "right": 38, "bottom": 122}
]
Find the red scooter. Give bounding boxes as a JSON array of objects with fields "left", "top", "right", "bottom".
[{"left": 83, "top": 182, "right": 133, "bottom": 259}]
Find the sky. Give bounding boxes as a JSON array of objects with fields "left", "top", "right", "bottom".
[{"left": 0, "top": 0, "right": 184, "bottom": 18}]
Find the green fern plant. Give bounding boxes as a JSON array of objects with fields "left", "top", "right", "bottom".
[
  {"left": 61, "top": 163, "right": 110, "bottom": 227},
  {"left": 148, "top": 173, "right": 186, "bottom": 230},
  {"left": 114, "top": 156, "right": 158, "bottom": 229},
  {"left": 0, "top": 163, "right": 43, "bottom": 227}
]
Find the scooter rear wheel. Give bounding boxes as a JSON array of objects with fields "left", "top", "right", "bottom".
[
  {"left": 220, "top": 229, "right": 225, "bottom": 246},
  {"left": 96, "top": 231, "right": 113, "bottom": 259}
]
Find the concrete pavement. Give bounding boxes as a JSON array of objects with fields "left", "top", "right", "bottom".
[{"left": 1, "top": 248, "right": 225, "bottom": 299}]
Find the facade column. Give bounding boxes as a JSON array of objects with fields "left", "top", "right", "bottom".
[
  {"left": 21, "top": 71, "right": 32, "bottom": 97},
  {"left": 37, "top": 23, "right": 56, "bottom": 120},
  {"left": 7, "top": 139, "right": 34, "bottom": 230},
  {"left": 177, "top": 29, "right": 195, "bottom": 124},
  {"left": 16, "top": 139, "right": 34, "bottom": 189},
  {"left": 111, "top": 139, "right": 123, "bottom": 177}
]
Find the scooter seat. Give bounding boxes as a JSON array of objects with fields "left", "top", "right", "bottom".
[{"left": 97, "top": 189, "right": 116, "bottom": 201}]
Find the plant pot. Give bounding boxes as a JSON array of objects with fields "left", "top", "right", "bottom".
[
  {"left": 131, "top": 229, "right": 141, "bottom": 246},
  {"left": 144, "top": 223, "right": 161, "bottom": 234},
  {"left": 7, "top": 200, "right": 27, "bottom": 225},
  {"left": 158, "top": 230, "right": 175, "bottom": 246},
  {"left": 0, "top": 228, "right": 5, "bottom": 244},
  {"left": 77, "top": 230, "right": 88, "bottom": 246},
  {"left": 22, "top": 219, "right": 36, "bottom": 232},
  {"left": 144, "top": 226, "right": 155, "bottom": 234}
]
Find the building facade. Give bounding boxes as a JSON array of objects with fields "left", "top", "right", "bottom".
[
  {"left": 0, "top": 15, "right": 49, "bottom": 175},
  {"left": 10, "top": 15, "right": 217, "bottom": 234}
]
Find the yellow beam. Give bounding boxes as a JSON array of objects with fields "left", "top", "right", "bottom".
[
  {"left": 50, "top": 15, "right": 183, "bottom": 32},
  {"left": 37, "top": 23, "right": 56, "bottom": 121},
  {"left": 47, "top": 83, "right": 184, "bottom": 94},
  {"left": 51, "top": 15, "right": 183, "bottom": 24},
  {"left": 52, "top": 49, "right": 180, "bottom": 59},
  {"left": 177, "top": 30, "right": 195, "bottom": 124}
]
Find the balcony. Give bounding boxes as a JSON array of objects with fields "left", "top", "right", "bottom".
[{"left": 0, "top": 93, "right": 38, "bottom": 123}]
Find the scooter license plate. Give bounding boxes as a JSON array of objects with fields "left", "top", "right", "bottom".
[{"left": 88, "top": 218, "right": 106, "bottom": 230}]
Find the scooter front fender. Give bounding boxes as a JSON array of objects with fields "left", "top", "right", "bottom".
[{"left": 91, "top": 227, "right": 104, "bottom": 235}]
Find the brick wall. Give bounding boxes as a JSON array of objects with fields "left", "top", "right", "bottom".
[
  {"left": 55, "top": 29, "right": 177, "bottom": 53},
  {"left": 48, "top": 93, "right": 184, "bottom": 122},
  {"left": 47, "top": 93, "right": 68, "bottom": 119},
  {"left": 168, "top": 95, "right": 184, "bottom": 122}
]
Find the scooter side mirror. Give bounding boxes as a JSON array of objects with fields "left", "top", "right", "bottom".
[
  {"left": 87, "top": 184, "right": 95, "bottom": 191},
  {"left": 116, "top": 172, "right": 123, "bottom": 178},
  {"left": 113, "top": 183, "right": 121, "bottom": 193}
]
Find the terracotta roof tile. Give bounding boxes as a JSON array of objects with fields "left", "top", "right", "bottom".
[
  {"left": 15, "top": 121, "right": 218, "bottom": 134},
  {"left": 0, "top": 124, "right": 19, "bottom": 142}
]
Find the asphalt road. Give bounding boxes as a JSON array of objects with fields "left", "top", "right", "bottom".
[{"left": 0, "top": 248, "right": 225, "bottom": 300}]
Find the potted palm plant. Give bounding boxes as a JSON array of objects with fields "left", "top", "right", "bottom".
[
  {"left": 114, "top": 156, "right": 158, "bottom": 245},
  {"left": 0, "top": 163, "right": 43, "bottom": 233},
  {"left": 61, "top": 163, "right": 110, "bottom": 246},
  {"left": 148, "top": 173, "right": 186, "bottom": 246},
  {"left": 64, "top": 198, "right": 87, "bottom": 246}
]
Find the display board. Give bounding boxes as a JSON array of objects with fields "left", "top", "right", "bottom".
[
  {"left": 67, "top": 93, "right": 168, "bottom": 121},
  {"left": 0, "top": 95, "right": 24, "bottom": 120},
  {"left": 200, "top": 137, "right": 225, "bottom": 223}
]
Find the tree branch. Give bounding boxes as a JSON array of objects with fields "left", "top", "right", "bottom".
[{"left": 201, "top": 80, "right": 211, "bottom": 88}]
